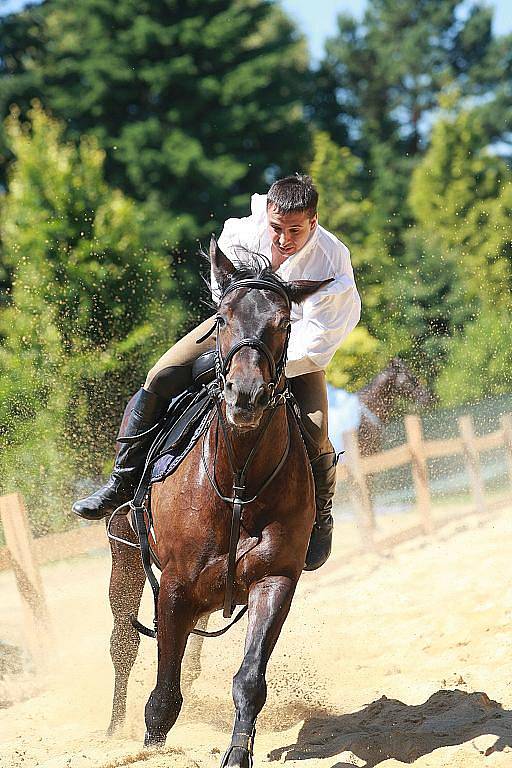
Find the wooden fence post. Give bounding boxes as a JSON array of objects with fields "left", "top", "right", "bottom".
[
  {"left": 0, "top": 493, "right": 52, "bottom": 666},
  {"left": 344, "top": 429, "right": 374, "bottom": 547},
  {"left": 459, "top": 414, "right": 486, "bottom": 513},
  {"left": 501, "top": 413, "right": 512, "bottom": 491},
  {"left": 405, "top": 415, "right": 433, "bottom": 534}
]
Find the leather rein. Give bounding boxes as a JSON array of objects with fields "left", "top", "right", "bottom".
[
  {"left": 204, "top": 277, "right": 293, "bottom": 619},
  {"left": 126, "top": 276, "right": 294, "bottom": 639}
]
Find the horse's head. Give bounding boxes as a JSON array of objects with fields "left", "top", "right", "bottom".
[
  {"left": 210, "top": 236, "right": 331, "bottom": 431},
  {"left": 389, "top": 357, "right": 436, "bottom": 408}
]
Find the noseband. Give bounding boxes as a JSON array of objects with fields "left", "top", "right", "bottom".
[
  {"left": 198, "top": 277, "right": 295, "bottom": 620},
  {"left": 215, "top": 278, "right": 292, "bottom": 402},
  {"left": 119, "top": 276, "right": 296, "bottom": 641}
]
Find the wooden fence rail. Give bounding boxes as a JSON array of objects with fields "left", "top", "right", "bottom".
[
  {"left": 338, "top": 412, "right": 512, "bottom": 545},
  {"left": 0, "top": 493, "right": 52, "bottom": 665},
  {"left": 2, "top": 410, "right": 512, "bottom": 653}
]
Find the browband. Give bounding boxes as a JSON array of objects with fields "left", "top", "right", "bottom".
[{"left": 220, "top": 278, "right": 291, "bottom": 309}]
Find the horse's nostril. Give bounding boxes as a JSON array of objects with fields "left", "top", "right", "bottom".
[{"left": 254, "top": 385, "right": 269, "bottom": 408}]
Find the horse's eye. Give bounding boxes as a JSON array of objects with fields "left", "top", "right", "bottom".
[{"left": 217, "top": 315, "right": 226, "bottom": 328}]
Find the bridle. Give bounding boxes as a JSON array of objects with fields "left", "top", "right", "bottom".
[
  {"left": 214, "top": 277, "right": 292, "bottom": 407},
  {"left": 202, "top": 276, "right": 294, "bottom": 619},
  {"left": 120, "top": 275, "right": 297, "bottom": 639}
]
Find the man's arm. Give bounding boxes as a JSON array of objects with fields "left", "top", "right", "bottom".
[{"left": 285, "top": 273, "right": 361, "bottom": 378}]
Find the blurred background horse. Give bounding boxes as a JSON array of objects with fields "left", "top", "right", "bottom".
[{"left": 328, "top": 358, "right": 435, "bottom": 457}]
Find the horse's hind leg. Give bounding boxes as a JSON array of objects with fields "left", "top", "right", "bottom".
[
  {"left": 144, "top": 573, "right": 195, "bottom": 746},
  {"left": 106, "top": 515, "right": 146, "bottom": 738},
  {"left": 222, "top": 575, "right": 296, "bottom": 768}
]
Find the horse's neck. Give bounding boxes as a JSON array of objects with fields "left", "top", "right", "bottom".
[
  {"left": 359, "top": 371, "right": 396, "bottom": 423},
  {"left": 213, "top": 404, "right": 289, "bottom": 492}
]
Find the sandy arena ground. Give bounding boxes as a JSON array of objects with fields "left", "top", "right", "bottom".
[{"left": 1, "top": 506, "right": 512, "bottom": 768}]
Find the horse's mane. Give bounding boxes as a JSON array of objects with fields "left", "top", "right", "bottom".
[{"left": 205, "top": 247, "right": 290, "bottom": 307}]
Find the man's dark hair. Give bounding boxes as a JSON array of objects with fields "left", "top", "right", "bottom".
[{"left": 267, "top": 173, "right": 318, "bottom": 217}]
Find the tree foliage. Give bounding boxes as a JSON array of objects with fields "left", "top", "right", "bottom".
[
  {"left": 311, "top": 131, "right": 390, "bottom": 385},
  {"left": 311, "top": 0, "right": 501, "bottom": 157},
  {"left": 0, "top": 104, "right": 182, "bottom": 531},
  {"left": 0, "top": 0, "right": 310, "bottom": 252},
  {"left": 437, "top": 305, "right": 512, "bottom": 405},
  {"left": 410, "top": 102, "right": 512, "bottom": 307},
  {"left": 310, "top": 0, "right": 510, "bottom": 264},
  {"left": 0, "top": 0, "right": 511, "bottom": 526},
  {"left": 408, "top": 102, "right": 512, "bottom": 402},
  {"left": 309, "top": 2, "right": 511, "bottom": 401}
]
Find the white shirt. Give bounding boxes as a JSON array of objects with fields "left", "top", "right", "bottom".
[{"left": 215, "top": 193, "right": 361, "bottom": 378}]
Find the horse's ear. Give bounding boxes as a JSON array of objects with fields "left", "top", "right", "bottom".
[
  {"left": 210, "top": 234, "right": 236, "bottom": 284},
  {"left": 285, "top": 278, "right": 334, "bottom": 304}
]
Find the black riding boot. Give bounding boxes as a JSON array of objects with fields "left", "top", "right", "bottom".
[
  {"left": 72, "top": 388, "right": 168, "bottom": 521},
  {"left": 304, "top": 451, "right": 338, "bottom": 571}
]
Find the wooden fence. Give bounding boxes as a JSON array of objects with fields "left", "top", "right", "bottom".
[
  {"left": 0, "top": 493, "right": 53, "bottom": 666},
  {"left": 0, "top": 495, "right": 106, "bottom": 662},
  {"left": 338, "top": 412, "right": 512, "bottom": 547},
  {"left": 1, "top": 411, "right": 512, "bottom": 654}
]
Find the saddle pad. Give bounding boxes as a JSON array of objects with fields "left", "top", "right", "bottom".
[{"left": 150, "top": 391, "right": 214, "bottom": 484}]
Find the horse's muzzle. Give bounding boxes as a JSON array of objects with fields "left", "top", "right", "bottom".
[{"left": 224, "top": 379, "right": 270, "bottom": 430}]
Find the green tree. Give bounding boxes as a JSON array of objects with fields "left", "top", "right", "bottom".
[
  {"left": 311, "top": 131, "right": 391, "bottom": 388},
  {"left": 327, "top": 326, "right": 384, "bottom": 391},
  {"left": 312, "top": 1, "right": 501, "bottom": 158},
  {"left": 390, "top": 228, "right": 465, "bottom": 380},
  {"left": 310, "top": 127, "right": 485, "bottom": 390},
  {"left": 309, "top": 1, "right": 509, "bottom": 259},
  {"left": 310, "top": 131, "right": 371, "bottom": 249},
  {"left": 0, "top": 0, "right": 310, "bottom": 255},
  {"left": 437, "top": 305, "right": 512, "bottom": 405},
  {"left": 410, "top": 103, "right": 512, "bottom": 308},
  {"left": 410, "top": 102, "right": 512, "bottom": 402},
  {"left": 0, "top": 104, "right": 182, "bottom": 533}
]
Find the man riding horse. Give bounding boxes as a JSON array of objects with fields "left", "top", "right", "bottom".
[{"left": 73, "top": 174, "right": 361, "bottom": 571}]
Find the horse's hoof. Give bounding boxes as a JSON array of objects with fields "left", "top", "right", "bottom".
[
  {"left": 105, "top": 717, "right": 126, "bottom": 740},
  {"left": 144, "top": 731, "right": 166, "bottom": 748},
  {"left": 220, "top": 746, "right": 252, "bottom": 768}
]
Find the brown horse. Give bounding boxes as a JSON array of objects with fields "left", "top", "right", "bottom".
[
  {"left": 357, "top": 358, "right": 435, "bottom": 456},
  {"left": 105, "top": 239, "right": 330, "bottom": 766}
]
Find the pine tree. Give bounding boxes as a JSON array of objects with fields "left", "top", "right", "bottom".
[
  {"left": 309, "top": 1, "right": 506, "bottom": 258},
  {"left": 390, "top": 229, "right": 464, "bottom": 380},
  {"left": 311, "top": 0, "right": 500, "bottom": 158},
  {"left": 0, "top": 0, "right": 310, "bottom": 252}
]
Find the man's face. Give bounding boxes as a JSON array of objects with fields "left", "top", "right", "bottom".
[{"left": 267, "top": 204, "right": 317, "bottom": 260}]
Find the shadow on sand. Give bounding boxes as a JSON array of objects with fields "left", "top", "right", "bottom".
[{"left": 267, "top": 689, "right": 512, "bottom": 766}]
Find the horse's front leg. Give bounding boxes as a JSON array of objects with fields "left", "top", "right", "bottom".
[
  {"left": 144, "top": 573, "right": 195, "bottom": 747},
  {"left": 222, "top": 575, "right": 297, "bottom": 768}
]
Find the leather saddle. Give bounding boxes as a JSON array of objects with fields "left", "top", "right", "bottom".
[
  {"left": 148, "top": 351, "right": 217, "bottom": 484},
  {"left": 127, "top": 351, "right": 217, "bottom": 567}
]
